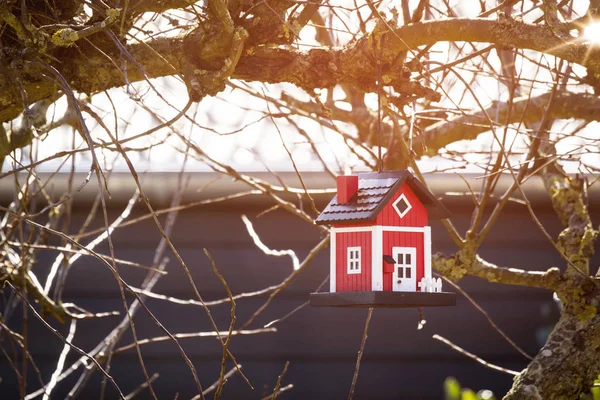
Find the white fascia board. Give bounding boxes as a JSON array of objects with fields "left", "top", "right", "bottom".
[
  {"left": 330, "top": 229, "right": 336, "bottom": 292},
  {"left": 372, "top": 225, "right": 383, "bottom": 291},
  {"left": 424, "top": 226, "right": 432, "bottom": 279},
  {"left": 381, "top": 226, "right": 426, "bottom": 233},
  {"left": 331, "top": 226, "right": 376, "bottom": 233}
]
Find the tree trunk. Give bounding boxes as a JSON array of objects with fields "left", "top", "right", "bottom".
[{"left": 505, "top": 304, "right": 600, "bottom": 399}]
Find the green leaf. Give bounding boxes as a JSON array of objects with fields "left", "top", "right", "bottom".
[
  {"left": 444, "top": 377, "right": 461, "bottom": 400},
  {"left": 461, "top": 388, "right": 478, "bottom": 400},
  {"left": 592, "top": 375, "right": 600, "bottom": 400}
]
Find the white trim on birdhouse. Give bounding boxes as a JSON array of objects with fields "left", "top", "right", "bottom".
[
  {"left": 424, "top": 226, "right": 432, "bottom": 280},
  {"left": 347, "top": 246, "right": 362, "bottom": 274},
  {"left": 332, "top": 226, "right": 376, "bottom": 233},
  {"left": 372, "top": 225, "right": 383, "bottom": 291},
  {"left": 381, "top": 226, "right": 426, "bottom": 233},
  {"left": 392, "top": 193, "right": 412, "bottom": 218},
  {"left": 330, "top": 229, "right": 336, "bottom": 292}
]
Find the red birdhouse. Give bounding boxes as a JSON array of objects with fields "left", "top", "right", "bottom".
[{"left": 310, "top": 170, "right": 456, "bottom": 308}]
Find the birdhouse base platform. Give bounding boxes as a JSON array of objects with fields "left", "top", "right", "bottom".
[{"left": 310, "top": 291, "right": 456, "bottom": 308}]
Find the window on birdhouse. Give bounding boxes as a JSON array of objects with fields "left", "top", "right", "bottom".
[
  {"left": 397, "top": 265, "right": 403, "bottom": 278},
  {"left": 392, "top": 193, "right": 412, "bottom": 218},
  {"left": 347, "top": 246, "right": 361, "bottom": 274}
]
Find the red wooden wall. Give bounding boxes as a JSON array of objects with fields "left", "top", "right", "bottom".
[
  {"left": 375, "top": 184, "right": 428, "bottom": 227},
  {"left": 382, "top": 231, "right": 424, "bottom": 291},
  {"left": 332, "top": 183, "right": 428, "bottom": 292},
  {"left": 335, "top": 231, "right": 372, "bottom": 292}
]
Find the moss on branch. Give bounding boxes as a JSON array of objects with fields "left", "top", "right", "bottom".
[
  {"left": 505, "top": 156, "right": 600, "bottom": 398},
  {"left": 433, "top": 252, "right": 563, "bottom": 290},
  {"left": 2, "top": 262, "right": 68, "bottom": 323},
  {"left": 544, "top": 174, "right": 598, "bottom": 275}
]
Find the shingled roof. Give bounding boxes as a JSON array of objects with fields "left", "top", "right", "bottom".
[{"left": 315, "top": 171, "right": 450, "bottom": 225}]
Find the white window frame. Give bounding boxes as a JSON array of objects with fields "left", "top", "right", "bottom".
[
  {"left": 347, "top": 246, "right": 362, "bottom": 274},
  {"left": 392, "top": 193, "right": 412, "bottom": 219}
]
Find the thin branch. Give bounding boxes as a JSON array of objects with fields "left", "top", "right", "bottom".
[
  {"left": 433, "top": 334, "right": 520, "bottom": 376},
  {"left": 190, "top": 365, "right": 242, "bottom": 400},
  {"left": 124, "top": 373, "right": 160, "bottom": 400},
  {"left": 348, "top": 308, "right": 373, "bottom": 400},
  {"left": 240, "top": 235, "right": 330, "bottom": 329},
  {"left": 203, "top": 248, "right": 246, "bottom": 398},
  {"left": 7, "top": 282, "right": 126, "bottom": 399},
  {"left": 440, "top": 275, "right": 533, "bottom": 360},
  {"left": 43, "top": 319, "right": 77, "bottom": 400},
  {"left": 271, "top": 361, "right": 290, "bottom": 400},
  {"left": 113, "top": 328, "right": 276, "bottom": 354}
]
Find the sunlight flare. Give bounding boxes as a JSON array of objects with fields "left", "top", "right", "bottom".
[{"left": 584, "top": 23, "right": 600, "bottom": 43}]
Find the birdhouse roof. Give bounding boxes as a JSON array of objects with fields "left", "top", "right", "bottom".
[{"left": 315, "top": 170, "right": 450, "bottom": 225}]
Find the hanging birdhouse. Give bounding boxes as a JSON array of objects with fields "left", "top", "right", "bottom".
[{"left": 310, "top": 170, "right": 456, "bottom": 308}]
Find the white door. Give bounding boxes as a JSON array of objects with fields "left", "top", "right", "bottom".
[{"left": 392, "top": 247, "right": 417, "bottom": 292}]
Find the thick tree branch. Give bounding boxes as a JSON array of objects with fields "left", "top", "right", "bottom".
[
  {"left": 281, "top": 91, "right": 600, "bottom": 161},
  {"left": 3, "top": 17, "right": 600, "bottom": 124},
  {"left": 235, "top": 17, "right": 600, "bottom": 89},
  {"left": 415, "top": 92, "right": 600, "bottom": 157},
  {"left": 505, "top": 157, "right": 599, "bottom": 397},
  {"left": 131, "top": 0, "right": 200, "bottom": 14},
  {"left": 506, "top": 292, "right": 600, "bottom": 399},
  {"left": 542, "top": 173, "right": 598, "bottom": 276},
  {"left": 0, "top": 35, "right": 183, "bottom": 123},
  {"left": 433, "top": 252, "right": 564, "bottom": 291}
]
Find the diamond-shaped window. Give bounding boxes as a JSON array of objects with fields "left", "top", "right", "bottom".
[{"left": 392, "top": 193, "right": 412, "bottom": 218}]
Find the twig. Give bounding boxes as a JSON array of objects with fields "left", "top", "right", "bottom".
[
  {"left": 261, "top": 384, "right": 294, "bottom": 400},
  {"left": 262, "top": 90, "right": 319, "bottom": 215},
  {"left": 24, "top": 258, "right": 167, "bottom": 400},
  {"left": 348, "top": 308, "right": 373, "bottom": 400},
  {"left": 190, "top": 365, "right": 241, "bottom": 399},
  {"left": 264, "top": 276, "right": 329, "bottom": 328},
  {"left": 242, "top": 215, "right": 300, "bottom": 270},
  {"left": 203, "top": 248, "right": 245, "bottom": 398},
  {"left": 241, "top": 235, "right": 329, "bottom": 329},
  {"left": 439, "top": 275, "right": 533, "bottom": 360},
  {"left": 44, "top": 190, "right": 140, "bottom": 295},
  {"left": 43, "top": 319, "right": 77, "bottom": 399},
  {"left": 113, "top": 328, "right": 276, "bottom": 354},
  {"left": 77, "top": 191, "right": 259, "bottom": 239},
  {"left": 101, "top": 108, "right": 252, "bottom": 395},
  {"left": 272, "top": 361, "right": 290, "bottom": 400},
  {"left": 7, "top": 282, "right": 126, "bottom": 399},
  {"left": 433, "top": 334, "right": 520, "bottom": 376},
  {"left": 124, "top": 373, "right": 160, "bottom": 400}
]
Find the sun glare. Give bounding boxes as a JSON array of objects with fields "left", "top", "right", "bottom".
[{"left": 584, "top": 23, "right": 600, "bottom": 43}]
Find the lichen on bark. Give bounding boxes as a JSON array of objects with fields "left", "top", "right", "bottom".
[{"left": 505, "top": 166, "right": 600, "bottom": 398}]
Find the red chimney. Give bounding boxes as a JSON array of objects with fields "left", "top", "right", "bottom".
[{"left": 336, "top": 175, "right": 358, "bottom": 204}]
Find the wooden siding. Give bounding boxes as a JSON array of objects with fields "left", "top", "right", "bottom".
[
  {"left": 375, "top": 183, "right": 428, "bottom": 227},
  {"left": 336, "top": 231, "right": 372, "bottom": 291},
  {"left": 383, "top": 231, "right": 425, "bottom": 291}
]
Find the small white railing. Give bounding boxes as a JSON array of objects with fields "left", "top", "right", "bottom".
[{"left": 418, "top": 277, "right": 443, "bottom": 293}]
